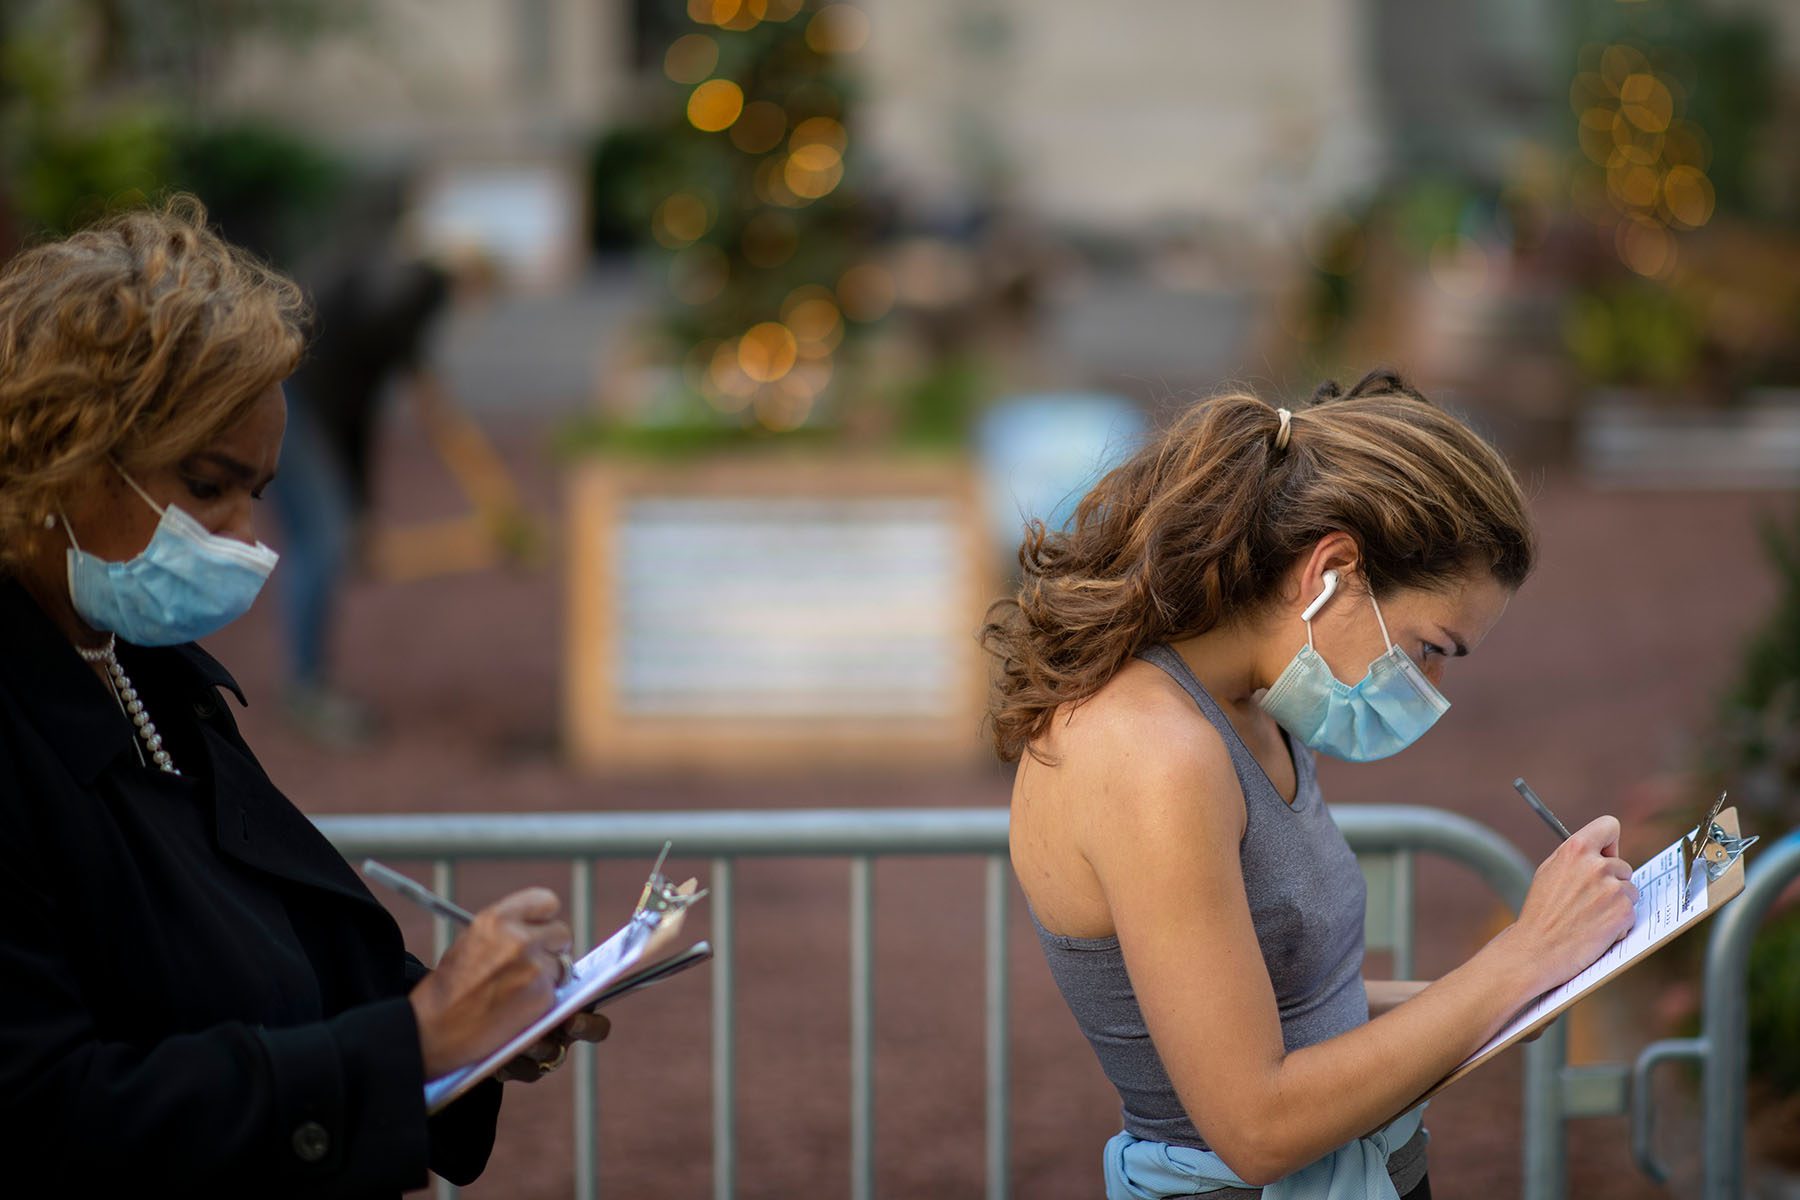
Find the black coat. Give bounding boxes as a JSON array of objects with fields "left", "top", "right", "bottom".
[{"left": 0, "top": 579, "right": 501, "bottom": 1196}]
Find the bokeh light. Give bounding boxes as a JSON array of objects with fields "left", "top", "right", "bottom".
[
  {"left": 1662, "top": 165, "right": 1716, "bottom": 229},
  {"left": 1615, "top": 214, "right": 1677, "bottom": 278},
  {"left": 688, "top": 80, "right": 745, "bottom": 133},
  {"left": 687, "top": 0, "right": 741, "bottom": 26},
  {"left": 730, "top": 101, "right": 788, "bottom": 154},
  {"left": 805, "top": 5, "right": 870, "bottom": 55},
  {"left": 755, "top": 156, "right": 804, "bottom": 207},
  {"left": 782, "top": 287, "right": 844, "bottom": 349},
  {"left": 664, "top": 35, "right": 719, "bottom": 85},
  {"left": 652, "top": 192, "right": 712, "bottom": 248},
  {"left": 707, "top": 339, "right": 757, "bottom": 406},
  {"left": 783, "top": 153, "right": 844, "bottom": 200},
  {"left": 738, "top": 322, "right": 799, "bottom": 382},
  {"left": 1619, "top": 73, "right": 1673, "bottom": 133},
  {"left": 790, "top": 116, "right": 848, "bottom": 154},
  {"left": 1607, "top": 163, "right": 1661, "bottom": 211},
  {"left": 717, "top": 0, "right": 767, "bottom": 33},
  {"left": 754, "top": 377, "right": 816, "bottom": 431},
  {"left": 1599, "top": 43, "right": 1650, "bottom": 92}
]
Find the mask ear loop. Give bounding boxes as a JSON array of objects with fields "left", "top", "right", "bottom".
[
  {"left": 1368, "top": 589, "right": 1395, "bottom": 651},
  {"left": 55, "top": 508, "right": 81, "bottom": 554},
  {"left": 109, "top": 460, "right": 166, "bottom": 516}
]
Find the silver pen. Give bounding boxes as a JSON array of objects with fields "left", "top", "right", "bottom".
[
  {"left": 362, "top": 859, "right": 573, "bottom": 983},
  {"left": 1512, "top": 777, "right": 1573, "bottom": 842}
]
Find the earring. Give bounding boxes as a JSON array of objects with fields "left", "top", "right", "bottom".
[{"left": 42, "top": 513, "right": 56, "bottom": 530}]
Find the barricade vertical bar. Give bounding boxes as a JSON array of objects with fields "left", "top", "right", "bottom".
[
  {"left": 1522, "top": 1019, "right": 1568, "bottom": 1200},
  {"left": 985, "top": 855, "right": 1011, "bottom": 1200},
  {"left": 431, "top": 860, "right": 458, "bottom": 1200},
  {"left": 851, "top": 855, "right": 875, "bottom": 1200},
  {"left": 1392, "top": 850, "right": 1414, "bottom": 981},
  {"left": 712, "top": 858, "right": 736, "bottom": 1200},
  {"left": 1702, "top": 828, "right": 1800, "bottom": 1200},
  {"left": 572, "top": 859, "right": 597, "bottom": 1200}
]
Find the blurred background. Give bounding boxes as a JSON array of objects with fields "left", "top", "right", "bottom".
[{"left": 4, "top": 0, "right": 1800, "bottom": 1196}]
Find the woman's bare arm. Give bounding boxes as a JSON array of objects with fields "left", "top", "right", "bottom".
[
  {"left": 1364, "top": 980, "right": 1430, "bottom": 1016},
  {"left": 1059, "top": 712, "right": 1635, "bottom": 1187}
]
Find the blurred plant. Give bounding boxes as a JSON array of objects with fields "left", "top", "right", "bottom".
[
  {"left": 1561, "top": 282, "right": 1702, "bottom": 389},
  {"left": 166, "top": 120, "right": 346, "bottom": 263},
  {"left": 1, "top": 0, "right": 351, "bottom": 255},
  {"left": 1700, "top": 503, "right": 1800, "bottom": 1115},
  {"left": 594, "top": 0, "right": 891, "bottom": 439},
  {"left": 1564, "top": 1, "right": 1779, "bottom": 282}
]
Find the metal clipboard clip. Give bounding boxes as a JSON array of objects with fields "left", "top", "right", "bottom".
[
  {"left": 1681, "top": 791, "right": 1759, "bottom": 909},
  {"left": 632, "top": 841, "right": 710, "bottom": 925}
]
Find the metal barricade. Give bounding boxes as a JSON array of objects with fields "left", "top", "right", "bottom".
[
  {"left": 1632, "top": 827, "right": 1800, "bottom": 1199},
  {"left": 315, "top": 804, "right": 1559, "bottom": 1200}
]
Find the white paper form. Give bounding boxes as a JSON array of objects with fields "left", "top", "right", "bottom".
[{"left": 1461, "top": 831, "right": 1708, "bottom": 1067}]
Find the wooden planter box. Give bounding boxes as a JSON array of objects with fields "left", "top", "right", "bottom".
[{"left": 564, "top": 453, "right": 995, "bottom": 771}]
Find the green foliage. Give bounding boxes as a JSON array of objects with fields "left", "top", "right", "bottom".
[
  {"left": 1567, "top": 0, "right": 1779, "bottom": 220},
  {"left": 166, "top": 120, "right": 346, "bottom": 262},
  {"left": 1, "top": 0, "right": 349, "bottom": 251},
  {"left": 1562, "top": 284, "right": 1702, "bottom": 389},
  {"left": 1748, "top": 913, "right": 1800, "bottom": 1094},
  {"left": 1705, "top": 503, "right": 1800, "bottom": 1099}
]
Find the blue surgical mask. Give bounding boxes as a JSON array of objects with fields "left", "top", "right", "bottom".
[
  {"left": 1257, "top": 588, "right": 1450, "bottom": 762},
  {"left": 63, "top": 469, "right": 279, "bottom": 647}
]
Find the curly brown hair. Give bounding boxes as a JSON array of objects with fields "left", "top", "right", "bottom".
[
  {"left": 981, "top": 369, "right": 1536, "bottom": 763},
  {"left": 0, "top": 194, "right": 308, "bottom": 573}
]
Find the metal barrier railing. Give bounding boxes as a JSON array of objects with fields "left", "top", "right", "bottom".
[
  {"left": 314, "top": 805, "right": 1560, "bottom": 1200},
  {"left": 1632, "top": 827, "right": 1800, "bottom": 1199}
]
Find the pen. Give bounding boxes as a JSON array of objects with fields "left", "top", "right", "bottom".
[
  {"left": 362, "top": 859, "right": 575, "bottom": 985},
  {"left": 362, "top": 859, "right": 477, "bottom": 926},
  {"left": 1512, "top": 777, "right": 1573, "bottom": 842}
]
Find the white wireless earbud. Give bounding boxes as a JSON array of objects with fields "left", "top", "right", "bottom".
[{"left": 1301, "top": 569, "right": 1340, "bottom": 622}]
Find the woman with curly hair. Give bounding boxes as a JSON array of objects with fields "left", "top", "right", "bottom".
[
  {"left": 0, "top": 198, "right": 601, "bottom": 1195},
  {"left": 987, "top": 372, "right": 1639, "bottom": 1198}
]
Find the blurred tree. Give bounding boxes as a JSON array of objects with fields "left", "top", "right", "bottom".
[
  {"left": 608, "top": 0, "right": 889, "bottom": 437},
  {"left": 1703, "top": 503, "right": 1800, "bottom": 1121},
  {"left": 0, "top": 0, "right": 352, "bottom": 257}
]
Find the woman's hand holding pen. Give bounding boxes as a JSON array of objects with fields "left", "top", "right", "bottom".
[
  {"left": 1509, "top": 815, "right": 1640, "bottom": 995},
  {"left": 408, "top": 888, "right": 574, "bottom": 1078}
]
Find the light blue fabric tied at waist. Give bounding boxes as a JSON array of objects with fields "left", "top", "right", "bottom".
[{"left": 1103, "top": 1104, "right": 1426, "bottom": 1200}]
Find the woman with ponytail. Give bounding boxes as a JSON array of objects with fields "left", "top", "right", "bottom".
[{"left": 986, "top": 371, "right": 1638, "bottom": 1198}]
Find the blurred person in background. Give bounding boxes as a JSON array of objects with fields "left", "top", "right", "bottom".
[
  {"left": 988, "top": 371, "right": 1639, "bottom": 1199},
  {"left": 273, "top": 202, "right": 497, "bottom": 747},
  {"left": 0, "top": 198, "right": 600, "bottom": 1195}
]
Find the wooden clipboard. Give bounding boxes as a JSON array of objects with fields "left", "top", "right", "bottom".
[{"left": 1411, "top": 805, "right": 1751, "bottom": 1107}]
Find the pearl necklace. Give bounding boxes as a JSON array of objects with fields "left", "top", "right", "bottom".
[{"left": 76, "top": 635, "right": 177, "bottom": 774}]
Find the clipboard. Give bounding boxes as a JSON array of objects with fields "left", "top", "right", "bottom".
[
  {"left": 1411, "top": 803, "right": 1756, "bottom": 1106},
  {"left": 423, "top": 851, "right": 710, "bottom": 1113}
]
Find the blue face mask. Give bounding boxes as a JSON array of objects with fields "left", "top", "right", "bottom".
[
  {"left": 1257, "top": 588, "right": 1450, "bottom": 762},
  {"left": 63, "top": 469, "right": 279, "bottom": 647}
]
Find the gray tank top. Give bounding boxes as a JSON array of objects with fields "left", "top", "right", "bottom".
[{"left": 1028, "top": 643, "right": 1427, "bottom": 1194}]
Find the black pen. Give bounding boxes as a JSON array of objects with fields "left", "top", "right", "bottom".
[{"left": 1512, "top": 777, "right": 1573, "bottom": 842}]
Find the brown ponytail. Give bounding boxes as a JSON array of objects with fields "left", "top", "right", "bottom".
[{"left": 980, "top": 369, "right": 1535, "bottom": 763}]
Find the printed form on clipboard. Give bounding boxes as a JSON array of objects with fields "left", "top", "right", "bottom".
[
  {"left": 424, "top": 846, "right": 713, "bottom": 1114},
  {"left": 1413, "top": 801, "right": 1756, "bottom": 1104}
]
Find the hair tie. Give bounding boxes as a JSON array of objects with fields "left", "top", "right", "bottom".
[{"left": 1274, "top": 407, "right": 1293, "bottom": 452}]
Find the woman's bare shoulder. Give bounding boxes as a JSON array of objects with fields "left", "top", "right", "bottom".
[{"left": 1028, "top": 658, "right": 1243, "bottom": 831}]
